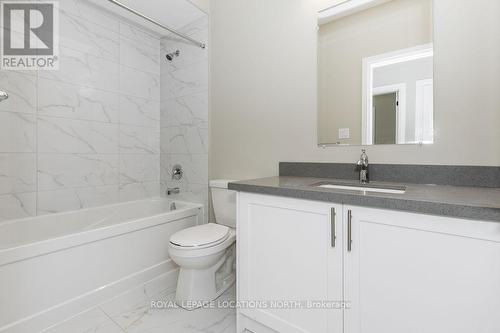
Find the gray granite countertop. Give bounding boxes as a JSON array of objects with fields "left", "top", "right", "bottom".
[{"left": 228, "top": 177, "right": 500, "bottom": 222}]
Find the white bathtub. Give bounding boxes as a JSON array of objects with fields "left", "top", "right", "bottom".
[{"left": 0, "top": 198, "right": 202, "bottom": 333}]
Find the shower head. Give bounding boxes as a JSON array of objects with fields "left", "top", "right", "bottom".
[
  {"left": 166, "top": 50, "right": 180, "bottom": 61},
  {"left": 0, "top": 90, "right": 8, "bottom": 102}
]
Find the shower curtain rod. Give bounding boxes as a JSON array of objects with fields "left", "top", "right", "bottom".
[{"left": 105, "top": 0, "right": 206, "bottom": 49}]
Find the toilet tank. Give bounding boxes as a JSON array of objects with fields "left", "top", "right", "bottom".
[{"left": 210, "top": 179, "right": 237, "bottom": 228}]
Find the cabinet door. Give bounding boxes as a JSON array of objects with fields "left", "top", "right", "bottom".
[
  {"left": 343, "top": 206, "right": 500, "bottom": 333},
  {"left": 238, "top": 193, "right": 343, "bottom": 333}
]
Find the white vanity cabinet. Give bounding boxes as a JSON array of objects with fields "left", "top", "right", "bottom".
[
  {"left": 237, "top": 192, "right": 500, "bottom": 333},
  {"left": 343, "top": 205, "right": 500, "bottom": 333},
  {"left": 237, "top": 193, "right": 343, "bottom": 333}
]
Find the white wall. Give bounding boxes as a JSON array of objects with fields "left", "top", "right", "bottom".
[{"left": 210, "top": 0, "right": 500, "bottom": 181}]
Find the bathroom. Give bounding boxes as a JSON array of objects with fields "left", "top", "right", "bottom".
[{"left": 0, "top": 0, "right": 498, "bottom": 332}]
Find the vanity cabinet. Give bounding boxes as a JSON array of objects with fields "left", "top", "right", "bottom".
[
  {"left": 237, "top": 192, "right": 500, "bottom": 333},
  {"left": 237, "top": 193, "right": 343, "bottom": 333},
  {"left": 343, "top": 205, "right": 500, "bottom": 333}
]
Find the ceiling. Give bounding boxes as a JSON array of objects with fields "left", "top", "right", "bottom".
[{"left": 318, "top": 0, "right": 393, "bottom": 25}]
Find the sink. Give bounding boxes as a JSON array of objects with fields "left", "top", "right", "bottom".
[{"left": 312, "top": 181, "right": 406, "bottom": 194}]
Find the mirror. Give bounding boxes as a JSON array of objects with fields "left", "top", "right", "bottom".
[{"left": 317, "top": 0, "right": 434, "bottom": 146}]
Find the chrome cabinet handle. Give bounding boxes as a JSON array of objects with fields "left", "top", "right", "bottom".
[
  {"left": 347, "top": 210, "right": 352, "bottom": 252},
  {"left": 331, "top": 207, "right": 336, "bottom": 248}
]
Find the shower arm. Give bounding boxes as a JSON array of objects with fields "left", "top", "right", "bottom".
[{"left": 105, "top": 0, "right": 206, "bottom": 49}]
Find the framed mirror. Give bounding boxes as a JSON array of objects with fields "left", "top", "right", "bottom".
[{"left": 317, "top": 0, "right": 434, "bottom": 146}]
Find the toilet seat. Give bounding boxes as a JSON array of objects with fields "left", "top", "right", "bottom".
[{"left": 170, "top": 223, "right": 230, "bottom": 249}]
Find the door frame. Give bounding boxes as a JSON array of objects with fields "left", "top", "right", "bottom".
[
  {"left": 362, "top": 43, "right": 433, "bottom": 145},
  {"left": 415, "top": 78, "right": 434, "bottom": 144},
  {"left": 372, "top": 84, "right": 406, "bottom": 144}
]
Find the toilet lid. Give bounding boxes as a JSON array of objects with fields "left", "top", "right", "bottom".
[{"left": 170, "top": 224, "right": 230, "bottom": 248}]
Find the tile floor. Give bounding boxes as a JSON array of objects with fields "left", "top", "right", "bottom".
[{"left": 42, "top": 284, "right": 236, "bottom": 333}]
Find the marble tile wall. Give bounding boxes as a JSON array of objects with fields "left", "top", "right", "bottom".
[
  {"left": 0, "top": 0, "right": 162, "bottom": 221},
  {"left": 160, "top": 16, "right": 209, "bottom": 223}
]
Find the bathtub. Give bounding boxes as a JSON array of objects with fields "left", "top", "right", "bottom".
[{"left": 0, "top": 198, "right": 202, "bottom": 333}]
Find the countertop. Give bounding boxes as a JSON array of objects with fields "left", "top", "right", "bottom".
[{"left": 228, "top": 177, "right": 500, "bottom": 222}]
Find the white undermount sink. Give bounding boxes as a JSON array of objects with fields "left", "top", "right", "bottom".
[{"left": 314, "top": 183, "right": 406, "bottom": 194}]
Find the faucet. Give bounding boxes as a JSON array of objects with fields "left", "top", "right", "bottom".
[
  {"left": 167, "top": 187, "right": 180, "bottom": 195},
  {"left": 356, "top": 149, "right": 369, "bottom": 184},
  {"left": 167, "top": 164, "right": 183, "bottom": 195}
]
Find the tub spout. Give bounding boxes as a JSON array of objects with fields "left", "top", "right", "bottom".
[{"left": 167, "top": 187, "right": 180, "bottom": 195}]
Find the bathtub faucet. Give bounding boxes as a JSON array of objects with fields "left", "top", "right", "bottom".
[{"left": 167, "top": 187, "right": 180, "bottom": 195}]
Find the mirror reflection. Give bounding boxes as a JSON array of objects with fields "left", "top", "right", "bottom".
[{"left": 317, "top": 0, "right": 434, "bottom": 146}]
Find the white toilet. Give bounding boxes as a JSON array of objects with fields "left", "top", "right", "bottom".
[{"left": 168, "top": 179, "right": 237, "bottom": 309}]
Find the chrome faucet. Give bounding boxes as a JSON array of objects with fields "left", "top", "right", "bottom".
[
  {"left": 167, "top": 187, "right": 180, "bottom": 195},
  {"left": 356, "top": 149, "right": 369, "bottom": 184}
]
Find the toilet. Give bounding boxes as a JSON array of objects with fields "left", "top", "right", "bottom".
[{"left": 168, "top": 179, "right": 237, "bottom": 309}]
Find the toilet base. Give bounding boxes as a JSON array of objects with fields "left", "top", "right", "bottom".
[{"left": 175, "top": 243, "right": 236, "bottom": 310}]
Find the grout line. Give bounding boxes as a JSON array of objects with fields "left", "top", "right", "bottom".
[
  {"left": 63, "top": 12, "right": 161, "bottom": 46},
  {"left": 160, "top": 88, "right": 210, "bottom": 103},
  {"left": 158, "top": 30, "right": 166, "bottom": 198},
  {"left": 13, "top": 182, "right": 160, "bottom": 196},
  {"left": 35, "top": 152, "right": 155, "bottom": 156},
  {"left": 0, "top": 109, "right": 36, "bottom": 117},
  {"left": 0, "top": 152, "right": 37, "bottom": 155},
  {"left": 35, "top": 65, "right": 39, "bottom": 217},
  {"left": 55, "top": 42, "right": 161, "bottom": 76},
  {"left": 160, "top": 13, "right": 208, "bottom": 41},
  {"left": 118, "top": 22, "right": 123, "bottom": 203},
  {"left": 78, "top": 5, "right": 166, "bottom": 40},
  {"left": 37, "top": 113, "right": 160, "bottom": 128},
  {"left": 99, "top": 306, "right": 128, "bottom": 333},
  {"left": 158, "top": 34, "right": 163, "bottom": 197},
  {"left": 119, "top": 61, "right": 163, "bottom": 78},
  {"left": 59, "top": 5, "right": 161, "bottom": 42},
  {"left": 38, "top": 74, "right": 161, "bottom": 101},
  {"left": 52, "top": 42, "right": 161, "bottom": 76},
  {"left": 0, "top": 69, "right": 37, "bottom": 78},
  {"left": 38, "top": 71, "right": 161, "bottom": 102},
  {"left": 118, "top": 31, "right": 162, "bottom": 50}
]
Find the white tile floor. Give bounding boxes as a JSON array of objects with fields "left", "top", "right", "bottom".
[{"left": 43, "top": 284, "right": 236, "bottom": 333}]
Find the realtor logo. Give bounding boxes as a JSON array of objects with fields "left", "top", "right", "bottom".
[{"left": 1, "top": 1, "right": 59, "bottom": 70}]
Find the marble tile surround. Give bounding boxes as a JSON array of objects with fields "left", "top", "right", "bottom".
[
  {"left": 0, "top": 0, "right": 208, "bottom": 221},
  {"left": 160, "top": 16, "right": 209, "bottom": 223}
]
